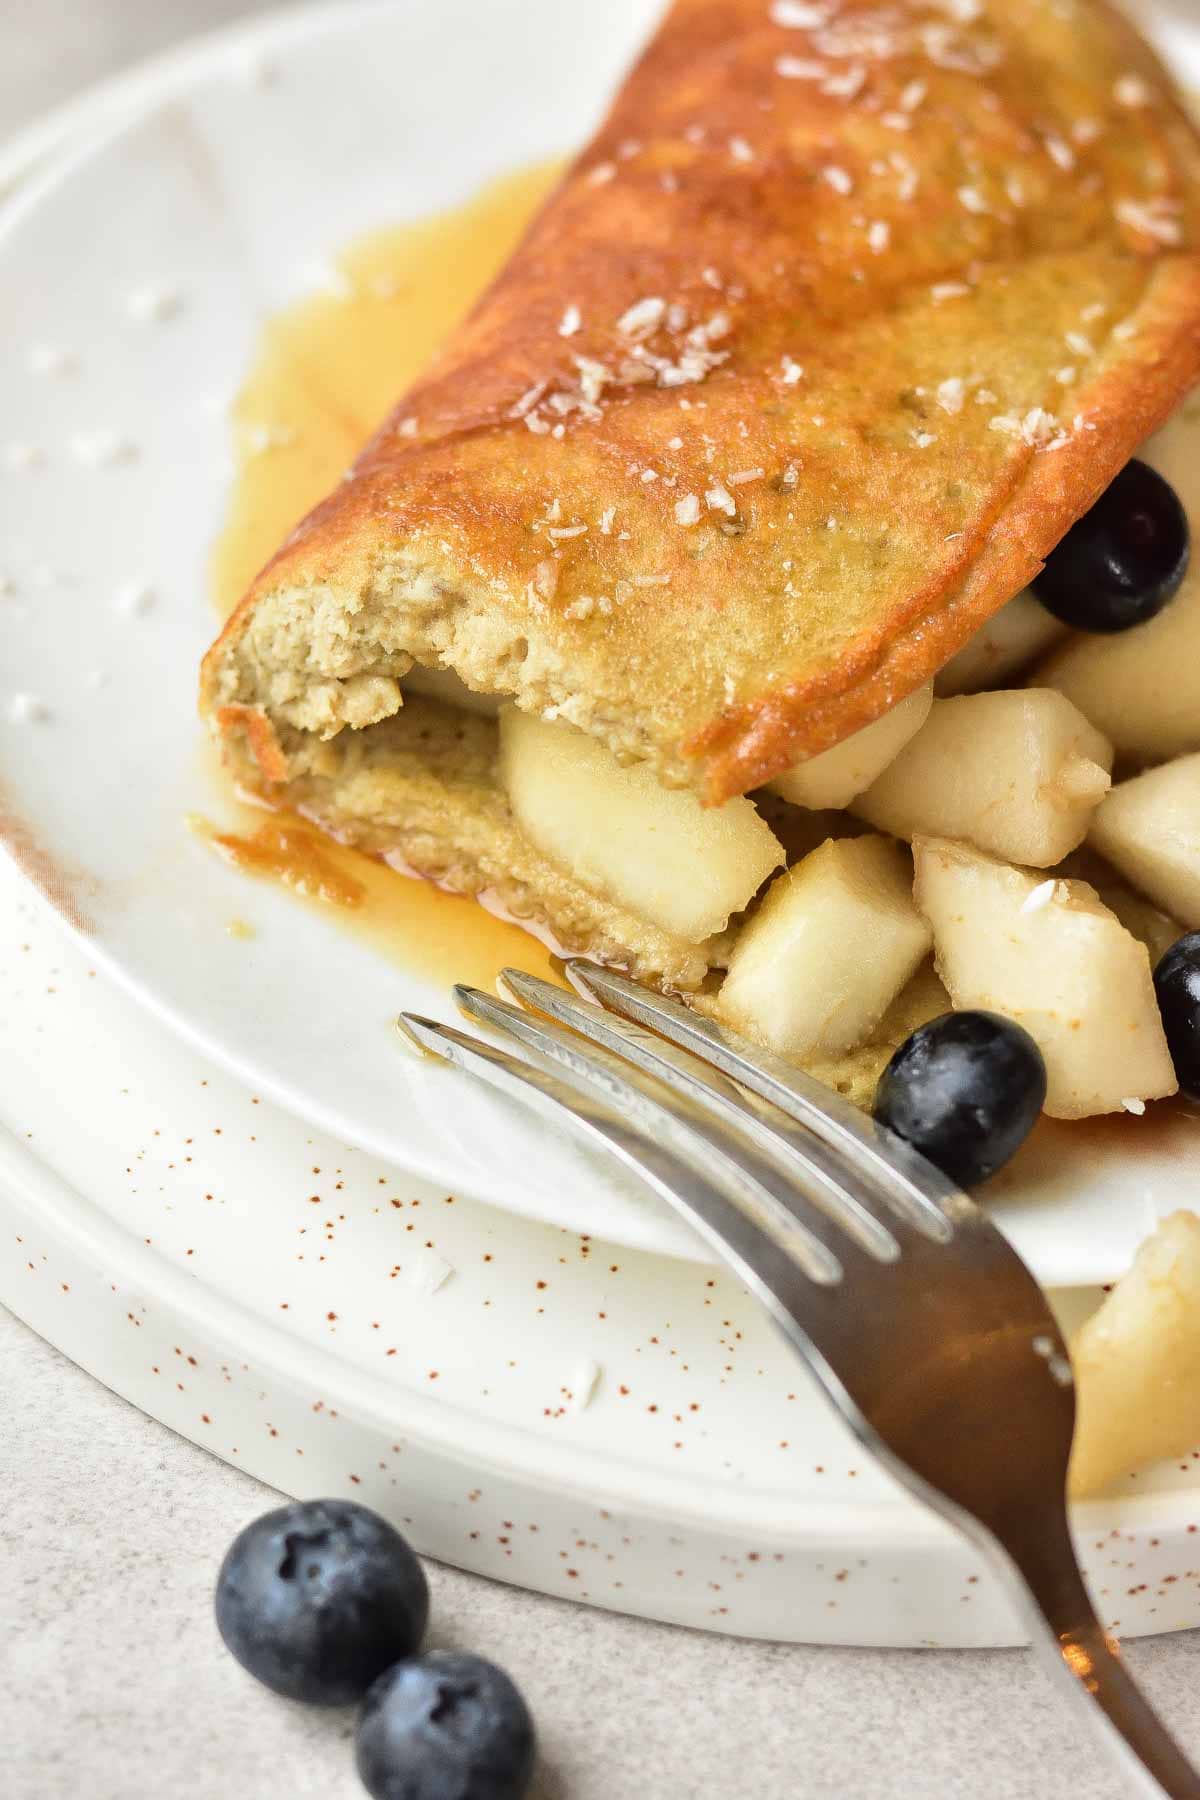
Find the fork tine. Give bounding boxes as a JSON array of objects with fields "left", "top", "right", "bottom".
[
  {"left": 399, "top": 1008, "right": 843, "bottom": 1295},
  {"left": 497, "top": 966, "right": 901, "bottom": 1264},
  {"left": 448, "top": 984, "right": 863, "bottom": 1284},
  {"left": 564, "top": 960, "right": 964, "bottom": 1243}
]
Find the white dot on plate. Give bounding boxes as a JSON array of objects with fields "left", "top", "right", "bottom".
[{"left": 10, "top": 693, "right": 49, "bottom": 723}]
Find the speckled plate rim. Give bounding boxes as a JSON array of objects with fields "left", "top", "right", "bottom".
[{"left": 3, "top": 1112, "right": 1190, "bottom": 1557}]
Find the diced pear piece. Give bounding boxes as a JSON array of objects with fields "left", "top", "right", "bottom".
[
  {"left": 716, "top": 836, "right": 932, "bottom": 1058},
  {"left": 935, "top": 591, "right": 1068, "bottom": 696},
  {"left": 1034, "top": 567, "right": 1200, "bottom": 764},
  {"left": 913, "top": 836, "right": 1177, "bottom": 1119},
  {"left": 498, "top": 708, "right": 783, "bottom": 943},
  {"left": 854, "top": 690, "right": 1112, "bottom": 867},
  {"left": 1070, "top": 1212, "right": 1200, "bottom": 1497},
  {"left": 768, "top": 684, "right": 933, "bottom": 810},
  {"left": 1089, "top": 753, "right": 1200, "bottom": 929},
  {"left": 1060, "top": 849, "right": 1183, "bottom": 966}
]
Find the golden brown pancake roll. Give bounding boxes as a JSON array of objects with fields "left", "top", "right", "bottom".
[{"left": 202, "top": 0, "right": 1200, "bottom": 1024}]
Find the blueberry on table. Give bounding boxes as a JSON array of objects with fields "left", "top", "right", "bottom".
[
  {"left": 1032, "top": 459, "right": 1189, "bottom": 633},
  {"left": 356, "top": 1652, "right": 536, "bottom": 1800},
  {"left": 1154, "top": 932, "right": 1200, "bottom": 1100},
  {"left": 874, "top": 1011, "right": 1047, "bottom": 1189},
  {"left": 215, "top": 1499, "right": 429, "bottom": 1705}
]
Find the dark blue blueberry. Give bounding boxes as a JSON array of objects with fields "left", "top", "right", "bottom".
[
  {"left": 215, "top": 1499, "right": 429, "bottom": 1705},
  {"left": 356, "top": 1652, "right": 535, "bottom": 1800},
  {"left": 875, "top": 1010, "right": 1046, "bottom": 1188},
  {"left": 1154, "top": 932, "right": 1200, "bottom": 1100},
  {"left": 1033, "top": 459, "right": 1189, "bottom": 633}
]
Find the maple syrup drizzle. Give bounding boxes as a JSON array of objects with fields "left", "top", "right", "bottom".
[{"left": 202, "top": 163, "right": 563, "bottom": 990}]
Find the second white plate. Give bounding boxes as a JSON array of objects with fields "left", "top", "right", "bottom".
[{"left": 1, "top": 0, "right": 1199, "bottom": 1280}]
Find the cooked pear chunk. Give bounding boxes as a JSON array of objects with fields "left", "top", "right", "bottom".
[
  {"left": 1089, "top": 753, "right": 1200, "bottom": 929},
  {"left": 716, "top": 836, "right": 931, "bottom": 1058},
  {"left": 1057, "top": 848, "right": 1183, "bottom": 965},
  {"left": 854, "top": 690, "right": 1112, "bottom": 868},
  {"left": 1034, "top": 568, "right": 1200, "bottom": 764},
  {"left": 768, "top": 684, "right": 933, "bottom": 810},
  {"left": 498, "top": 708, "right": 783, "bottom": 943},
  {"left": 1070, "top": 1212, "right": 1200, "bottom": 1497},
  {"left": 935, "top": 591, "right": 1068, "bottom": 697},
  {"left": 913, "top": 836, "right": 1176, "bottom": 1119}
]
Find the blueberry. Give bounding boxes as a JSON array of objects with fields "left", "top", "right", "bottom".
[
  {"left": 1033, "top": 459, "right": 1189, "bottom": 633},
  {"left": 215, "top": 1499, "right": 429, "bottom": 1705},
  {"left": 1154, "top": 932, "right": 1200, "bottom": 1099},
  {"left": 875, "top": 1011, "right": 1046, "bottom": 1188},
  {"left": 356, "top": 1652, "right": 535, "bottom": 1800}
]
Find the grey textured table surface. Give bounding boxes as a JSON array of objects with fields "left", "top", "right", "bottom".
[{"left": 3, "top": 5, "right": 1200, "bottom": 1797}]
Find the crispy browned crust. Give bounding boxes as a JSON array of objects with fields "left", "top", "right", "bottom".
[
  {"left": 216, "top": 704, "right": 290, "bottom": 783},
  {"left": 203, "top": 0, "right": 1200, "bottom": 803}
]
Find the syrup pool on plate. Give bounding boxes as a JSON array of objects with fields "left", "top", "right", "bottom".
[{"left": 201, "top": 162, "right": 563, "bottom": 992}]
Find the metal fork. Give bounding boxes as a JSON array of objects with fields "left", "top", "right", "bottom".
[{"left": 400, "top": 959, "right": 1200, "bottom": 1798}]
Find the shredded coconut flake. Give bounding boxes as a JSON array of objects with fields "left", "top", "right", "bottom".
[
  {"left": 776, "top": 54, "right": 828, "bottom": 78},
  {"left": 1115, "top": 196, "right": 1183, "bottom": 246},
  {"left": 587, "top": 162, "right": 617, "bottom": 186},
  {"left": 1121, "top": 1096, "right": 1147, "bottom": 1116},
  {"left": 770, "top": 0, "right": 830, "bottom": 24},
  {"left": 1065, "top": 331, "right": 1094, "bottom": 357},
  {"left": 115, "top": 581, "right": 155, "bottom": 617},
  {"left": 1115, "top": 73, "right": 1151, "bottom": 108},
  {"left": 126, "top": 283, "right": 182, "bottom": 325},
  {"left": 9, "top": 693, "right": 49, "bottom": 723},
  {"left": 727, "top": 467, "right": 765, "bottom": 486},
  {"left": 730, "top": 136, "right": 755, "bottom": 164},
  {"left": 1021, "top": 879, "right": 1057, "bottom": 915},
  {"left": 900, "top": 78, "right": 927, "bottom": 111},
  {"left": 780, "top": 356, "right": 805, "bottom": 386},
  {"left": 568, "top": 1358, "right": 602, "bottom": 1413},
  {"left": 548, "top": 523, "right": 588, "bottom": 540},
  {"left": 599, "top": 507, "right": 616, "bottom": 534},
  {"left": 867, "top": 220, "right": 890, "bottom": 253},
  {"left": 706, "top": 483, "right": 737, "bottom": 516},
  {"left": 409, "top": 1250, "right": 455, "bottom": 1295},
  {"left": 1043, "top": 134, "right": 1076, "bottom": 172},
  {"left": 823, "top": 63, "right": 866, "bottom": 99},
  {"left": 822, "top": 164, "right": 854, "bottom": 195},
  {"left": 617, "top": 296, "right": 667, "bottom": 338},
  {"left": 957, "top": 185, "right": 989, "bottom": 215},
  {"left": 931, "top": 282, "right": 971, "bottom": 302},
  {"left": 28, "top": 345, "right": 76, "bottom": 376},
  {"left": 70, "top": 431, "right": 137, "bottom": 467},
  {"left": 4, "top": 443, "right": 44, "bottom": 471},
  {"left": 675, "top": 493, "right": 701, "bottom": 526},
  {"left": 558, "top": 305, "right": 582, "bottom": 338},
  {"left": 935, "top": 377, "right": 965, "bottom": 414}
]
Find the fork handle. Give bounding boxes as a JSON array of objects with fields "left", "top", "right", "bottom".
[{"left": 1006, "top": 1520, "right": 1200, "bottom": 1797}]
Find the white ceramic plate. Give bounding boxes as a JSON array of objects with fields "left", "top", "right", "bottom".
[
  {"left": 7, "top": 842, "right": 1200, "bottom": 1649},
  {"left": 1, "top": 0, "right": 1198, "bottom": 1282}
]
